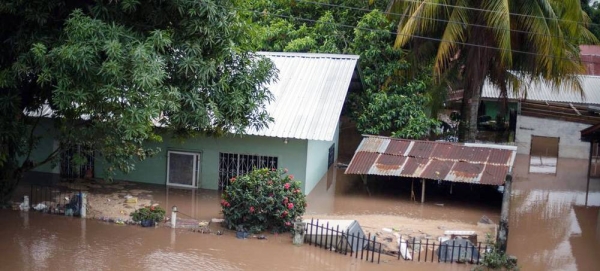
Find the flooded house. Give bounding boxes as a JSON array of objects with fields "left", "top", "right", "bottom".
[
  {"left": 479, "top": 75, "right": 600, "bottom": 174},
  {"left": 24, "top": 52, "right": 361, "bottom": 195}
]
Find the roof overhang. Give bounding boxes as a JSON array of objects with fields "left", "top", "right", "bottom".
[{"left": 344, "top": 135, "right": 517, "bottom": 186}]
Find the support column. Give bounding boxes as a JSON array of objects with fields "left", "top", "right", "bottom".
[
  {"left": 421, "top": 179, "right": 426, "bottom": 203},
  {"left": 497, "top": 174, "right": 512, "bottom": 253},
  {"left": 586, "top": 140, "right": 593, "bottom": 207}
]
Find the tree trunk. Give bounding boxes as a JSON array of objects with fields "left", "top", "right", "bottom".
[
  {"left": 0, "top": 161, "right": 22, "bottom": 205},
  {"left": 459, "top": 23, "right": 493, "bottom": 142}
]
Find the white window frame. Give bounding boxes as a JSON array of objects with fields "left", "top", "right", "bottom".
[{"left": 166, "top": 151, "right": 201, "bottom": 188}]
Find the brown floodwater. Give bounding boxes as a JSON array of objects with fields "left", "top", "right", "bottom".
[
  {"left": 0, "top": 210, "right": 472, "bottom": 271},
  {"left": 2, "top": 152, "right": 599, "bottom": 270},
  {"left": 507, "top": 155, "right": 600, "bottom": 271}
]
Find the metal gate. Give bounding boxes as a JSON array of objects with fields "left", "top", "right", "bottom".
[
  {"left": 60, "top": 144, "right": 94, "bottom": 179},
  {"left": 218, "top": 153, "right": 278, "bottom": 190}
]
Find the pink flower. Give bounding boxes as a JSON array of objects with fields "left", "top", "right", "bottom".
[
  {"left": 284, "top": 183, "right": 290, "bottom": 190},
  {"left": 230, "top": 177, "right": 236, "bottom": 183},
  {"left": 283, "top": 197, "right": 288, "bottom": 204},
  {"left": 285, "top": 221, "right": 291, "bottom": 226},
  {"left": 269, "top": 193, "right": 274, "bottom": 197},
  {"left": 249, "top": 206, "right": 255, "bottom": 213},
  {"left": 289, "top": 175, "right": 294, "bottom": 180},
  {"left": 287, "top": 203, "right": 294, "bottom": 210},
  {"left": 284, "top": 168, "right": 288, "bottom": 173},
  {"left": 271, "top": 168, "right": 276, "bottom": 171},
  {"left": 267, "top": 180, "right": 273, "bottom": 185},
  {"left": 281, "top": 211, "right": 288, "bottom": 218}
]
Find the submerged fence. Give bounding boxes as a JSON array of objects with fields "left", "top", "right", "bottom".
[
  {"left": 29, "top": 184, "right": 82, "bottom": 216},
  {"left": 304, "top": 219, "right": 383, "bottom": 264},
  {"left": 303, "top": 219, "right": 493, "bottom": 265},
  {"left": 397, "top": 235, "right": 492, "bottom": 264}
]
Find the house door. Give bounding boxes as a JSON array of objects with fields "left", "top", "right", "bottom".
[
  {"left": 167, "top": 151, "right": 200, "bottom": 188},
  {"left": 529, "top": 136, "right": 559, "bottom": 174}
]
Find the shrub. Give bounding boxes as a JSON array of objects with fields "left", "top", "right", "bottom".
[
  {"left": 221, "top": 168, "right": 307, "bottom": 233},
  {"left": 473, "top": 234, "right": 519, "bottom": 271},
  {"left": 130, "top": 206, "right": 166, "bottom": 223}
]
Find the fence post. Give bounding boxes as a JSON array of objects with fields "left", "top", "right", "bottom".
[
  {"left": 293, "top": 221, "right": 305, "bottom": 246},
  {"left": 171, "top": 206, "right": 178, "bottom": 228},
  {"left": 80, "top": 192, "right": 87, "bottom": 218}
]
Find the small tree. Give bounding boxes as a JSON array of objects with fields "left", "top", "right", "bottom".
[{"left": 221, "top": 168, "right": 307, "bottom": 233}]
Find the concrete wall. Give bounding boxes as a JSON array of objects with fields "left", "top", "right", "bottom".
[
  {"left": 304, "top": 122, "right": 339, "bottom": 195},
  {"left": 515, "top": 115, "right": 591, "bottom": 159},
  {"left": 93, "top": 134, "right": 308, "bottom": 190},
  {"left": 28, "top": 124, "right": 310, "bottom": 191}
]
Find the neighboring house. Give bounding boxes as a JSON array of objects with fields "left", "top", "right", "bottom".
[
  {"left": 27, "top": 52, "right": 361, "bottom": 195},
  {"left": 480, "top": 75, "right": 600, "bottom": 174}
]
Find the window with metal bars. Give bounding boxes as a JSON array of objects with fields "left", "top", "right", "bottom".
[{"left": 218, "top": 153, "right": 278, "bottom": 190}]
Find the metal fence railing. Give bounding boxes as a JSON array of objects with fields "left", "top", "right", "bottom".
[
  {"left": 29, "top": 184, "right": 82, "bottom": 216},
  {"left": 304, "top": 219, "right": 383, "bottom": 264}
]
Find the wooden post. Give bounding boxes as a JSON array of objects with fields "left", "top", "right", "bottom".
[
  {"left": 587, "top": 140, "right": 593, "bottom": 207},
  {"left": 497, "top": 174, "right": 512, "bottom": 253},
  {"left": 421, "top": 179, "right": 426, "bottom": 203}
]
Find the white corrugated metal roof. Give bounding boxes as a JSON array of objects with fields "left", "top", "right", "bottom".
[
  {"left": 24, "top": 52, "right": 359, "bottom": 141},
  {"left": 482, "top": 75, "right": 600, "bottom": 105},
  {"left": 245, "top": 52, "right": 359, "bottom": 141}
]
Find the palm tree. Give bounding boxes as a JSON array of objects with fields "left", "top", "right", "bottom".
[{"left": 389, "top": 0, "right": 597, "bottom": 141}]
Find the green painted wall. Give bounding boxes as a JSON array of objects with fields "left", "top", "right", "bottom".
[
  {"left": 21, "top": 119, "right": 59, "bottom": 174},
  {"left": 482, "top": 101, "right": 518, "bottom": 119},
  {"left": 94, "top": 133, "right": 308, "bottom": 190},
  {"left": 304, "top": 122, "right": 339, "bottom": 195}
]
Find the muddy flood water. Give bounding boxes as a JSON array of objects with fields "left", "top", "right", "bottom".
[{"left": 1, "top": 154, "right": 599, "bottom": 270}]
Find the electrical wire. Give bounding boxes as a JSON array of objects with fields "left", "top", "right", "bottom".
[
  {"left": 295, "top": 0, "right": 591, "bottom": 41},
  {"left": 235, "top": 6, "right": 595, "bottom": 64}
]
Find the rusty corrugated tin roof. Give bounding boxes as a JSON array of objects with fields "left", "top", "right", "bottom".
[{"left": 345, "top": 136, "right": 517, "bottom": 185}]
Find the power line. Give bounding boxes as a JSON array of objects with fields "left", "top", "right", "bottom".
[
  {"left": 295, "top": 0, "right": 580, "bottom": 42},
  {"left": 386, "top": 0, "right": 600, "bottom": 27},
  {"left": 236, "top": 6, "right": 598, "bottom": 65}
]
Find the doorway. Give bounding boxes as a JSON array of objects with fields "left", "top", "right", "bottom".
[
  {"left": 166, "top": 151, "right": 200, "bottom": 188},
  {"left": 529, "top": 136, "right": 559, "bottom": 174}
]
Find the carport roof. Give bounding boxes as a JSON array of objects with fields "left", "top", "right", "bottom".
[{"left": 345, "top": 136, "right": 517, "bottom": 185}]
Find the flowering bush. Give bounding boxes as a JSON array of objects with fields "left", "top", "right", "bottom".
[{"left": 221, "top": 168, "right": 307, "bottom": 233}]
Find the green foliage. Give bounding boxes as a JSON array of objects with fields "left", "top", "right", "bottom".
[
  {"left": 350, "top": 10, "right": 438, "bottom": 138},
  {"left": 473, "top": 234, "right": 519, "bottom": 271},
  {"left": 221, "top": 168, "right": 307, "bottom": 234},
  {"left": 0, "top": 0, "right": 277, "bottom": 201},
  {"left": 130, "top": 206, "right": 166, "bottom": 223}
]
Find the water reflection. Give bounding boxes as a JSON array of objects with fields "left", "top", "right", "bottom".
[{"left": 508, "top": 155, "right": 600, "bottom": 271}]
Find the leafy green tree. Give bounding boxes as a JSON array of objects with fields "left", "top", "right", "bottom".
[
  {"left": 350, "top": 10, "right": 438, "bottom": 138},
  {"left": 0, "top": 0, "right": 276, "bottom": 203},
  {"left": 390, "top": 0, "right": 597, "bottom": 142}
]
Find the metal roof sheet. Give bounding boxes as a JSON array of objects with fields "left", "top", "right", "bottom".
[
  {"left": 481, "top": 75, "right": 600, "bottom": 105},
  {"left": 245, "top": 52, "right": 359, "bottom": 141},
  {"left": 345, "top": 136, "right": 517, "bottom": 185}
]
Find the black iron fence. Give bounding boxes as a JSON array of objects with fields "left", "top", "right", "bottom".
[
  {"left": 397, "top": 234, "right": 491, "bottom": 264},
  {"left": 29, "top": 184, "right": 82, "bottom": 216},
  {"left": 304, "top": 219, "right": 383, "bottom": 264}
]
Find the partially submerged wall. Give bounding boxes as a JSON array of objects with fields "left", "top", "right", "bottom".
[{"left": 515, "top": 115, "right": 591, "bottom": 159}]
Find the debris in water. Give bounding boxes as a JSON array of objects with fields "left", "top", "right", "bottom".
[
  {"left": 382, "top": 228, "right": 393, "bottom": 233},
  {"left": 257, "top": 235, "right": 267, "bottom": 240},
  {"left": 435, "top": 203, "right": 444, "bottom": 207},
  {"left": 216, "top": 230, "right": 223, "bottom": 236},
  {"left": 211, "top": 218, "right": 225, "bottom": 223}
]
